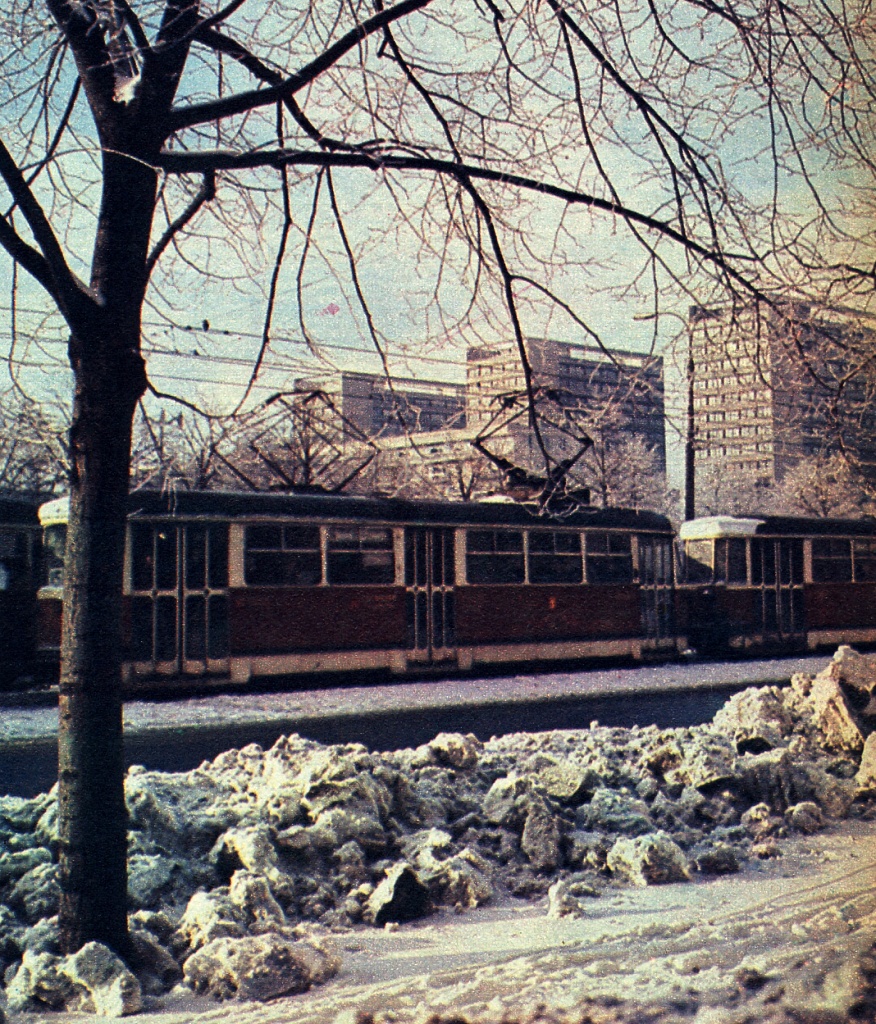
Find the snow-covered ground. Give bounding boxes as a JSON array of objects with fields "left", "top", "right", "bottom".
[
  {"left": 3, "top": 648, "right": 875, "bottom": 1023},
  {"left": 141, "top": 819, "right": 876, "bottom": 1024}
]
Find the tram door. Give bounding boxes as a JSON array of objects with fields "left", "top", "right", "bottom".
[
  {"left": 129, "top": 522, "right": 230, "bottom": 678},
  {"left": 752, "top": 537, "right": 805, "bottom": 643},
  {"left": 638, "top": 535, "right": 675, "bottom": 646},
  {"left": 404, "top": 528, "right": 456, "bottom": 663}
]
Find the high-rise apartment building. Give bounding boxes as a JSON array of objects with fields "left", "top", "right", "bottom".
[
  {"left": 296, "top": 371, "right": 467, "bottom": 441},
  {"left": 297, "top": 339, "right": 667, "bottom": 501},
  {"left": 689, "top": 302, "right": 876, "bottom": 484},
  {"left": 466, "top": 337, "right": 666, "bottom": 471}
]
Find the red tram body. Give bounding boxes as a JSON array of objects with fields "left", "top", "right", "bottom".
[
  {"left": 676, "top": 515, "right": 876, "bottom": 654},
  {"left": 29, "top": 495, "right": 876, "bottom": 691},
  {"left": 36, "top": 491, "right": 677, "bottom": 688}
]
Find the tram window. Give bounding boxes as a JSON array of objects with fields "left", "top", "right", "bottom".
[
  {"left": 327, "top": 526, "right": 394, "bottom": 585},
  {"left": 155, "top": 529, "right": 177, "bottom": 590},
  {"left": 714, "top": 538, "right": 747, "bottom": 584},
  {"left": 248, "top": 524, "right": 282, "bottom": 549},
  {"left": 129, "top": 596, "right": 153, "bottom": 661},
  {"left": 0, "top": 529, "right": 27, "bottom": 590},
  {"left": 131, "top": 524, "right": 153, "bottom": 590},
  {"left": 585, "top": 532, "right": 633, "bottom": 584},
  {"left": 683, "top": 540, "right": 713, "bottom": 583},
  {"left": 186, "top": 526, "right": 207, "bottom": 589},
  {"left": 640, "top": 536, "right": 672, "bottom": 585},
  {"left": 131, "top": 524, "right": 177, "bottom": 591},
  {"left": 528, "top": 532, "right": 582, "bottom": 584},
  {"left": 854, "top": 539, "right": 876, "bottom": 582},
  {"left": 245, "top": 523, "right": 322, "bottom": 586},
  {"left": 208, "top": 526, "right": 229, "bottom": 589},
  {"left": 811, "top": 538, "right": 852, "bottom": 583},
  {"left": 780, "top": 540, "right": 804, "bottom": 584},
  {"left": 466, "top": 530, "right": 524, "bottom": 584},
  {"left": 42, "top": 524, "right": 67, "bottom": 587},
  {"left": 185, "top": 525, "right": 230, "bottom": 590}
]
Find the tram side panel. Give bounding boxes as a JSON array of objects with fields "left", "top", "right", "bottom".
[
  {"left": 804, "top": 581, "right": 876, "bottom": 649},
  {"left": 229, "top": 586, "right": 407, "bottom": 660},
  {"left": 455, "top": 584, "right": 641, "bottom": 647}
]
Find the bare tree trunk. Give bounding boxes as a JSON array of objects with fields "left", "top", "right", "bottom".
[{"left": 57, "top": 330, "right": 146, "bottom": 956}]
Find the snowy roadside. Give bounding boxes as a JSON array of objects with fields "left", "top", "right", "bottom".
[
  {"left": 3, "top": 647, "right": 876, "bottom": 1023},
  {"left": 136, "top": 819, "right": 876, "bottom": 1024},
  {"left": 0, "top": 655, "right": 829, "bottom": 745},
  {"left": 9, "top": 820, "right": 876, "bottom": 1024}
]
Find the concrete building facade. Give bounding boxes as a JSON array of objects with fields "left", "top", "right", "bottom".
[
  {"left": 298, "top": 339, "right": 667, "bottom": 501},
  {"left": 689, "top": 303, "right": 876, "bottom": 485},
  {"left": 297, "top": 371, "right": 467, "bottom": 442},
  {"left": 466, "top": 337, "right": 666, "bottom": 472}
]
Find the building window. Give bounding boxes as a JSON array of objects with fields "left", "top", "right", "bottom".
[
  {"left": 811, "top": 538, "right": 853, "bottom": 583},
  {"left": 327, "top": 526, "right": 395, "bottom": 585},
  {"left": 586, "top": 532, "right": 633, "bottom": 584},
  {"left": 466, "top": 530, "right": 525, "bottom": 584},
  {"left": 245, "top": 524, "right": 322, "bottom": 586},
  {"left": 528, "top": 531, "right": 583, "bottom": 584}
]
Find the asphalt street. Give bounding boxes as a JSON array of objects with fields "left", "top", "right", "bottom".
[{"left": 0, "top": 653, "right": 831, "bottom": 797}]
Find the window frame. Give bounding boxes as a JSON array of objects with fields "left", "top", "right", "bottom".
[
  {"left": 527, "top": 530, "right": 584, "bottom": 585},
  {"left": 811, "top": 537, "right": 853, "bottom": 584},
  {"left": 243, "top": 521, "right": 324, "bottom": 587},
  {"left": 326, "top": 524, "right": 396, "bottom": 586},
  {"left": 584, "top": 531, "right": 635, "bottom": 585},
  {"left": 853, "top": 537, "right": 876, "bottom": 582},
  {"left": 465, "top": 528, "right": 525, "bottom": 585}
]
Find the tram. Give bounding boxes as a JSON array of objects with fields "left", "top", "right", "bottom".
[
  {"left": 676, "top": 514, "right": 876, "bottom": 654},
  {"left": 35, "top": 490, "right": 677, "bottom": 687},
  {"left": 30, "top": 493, "right": 876, "bottom": 690}
]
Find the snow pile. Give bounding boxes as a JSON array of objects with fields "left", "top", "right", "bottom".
[{"left": 2, "top": 646, "right": 876, "bottom": 1015}]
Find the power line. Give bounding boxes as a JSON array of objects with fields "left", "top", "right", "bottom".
[{"left": 2, "top": 304, "right": 668, "bottom": 377}]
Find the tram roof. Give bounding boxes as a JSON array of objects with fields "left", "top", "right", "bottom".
[
  {"left": 680, "top": 514, "right": 876, "bottom": 540},
  {"left": 40, "top": 490, "right": 673, "bottom": 533}
]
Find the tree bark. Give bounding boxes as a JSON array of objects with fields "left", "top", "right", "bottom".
[
  {"left": 56, "top": 142, "right": 155, "bottom": 956},
  {"left": 57, "top": 329, "right": 147, "bottom": 956}
]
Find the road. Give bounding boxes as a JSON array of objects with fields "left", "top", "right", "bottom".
[{"left": 0, "top": 653, "right": 831, "bottom": 797}]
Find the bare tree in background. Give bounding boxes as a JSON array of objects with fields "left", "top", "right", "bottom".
[
  {"left": 131, "top": 407, "right": 238, "bottom": 490},
  {"left": 132, "top": 391, "right": 377, "bottom": 492},
  {"left": 767, "top": 453, "right": 874, "bottom": 518},
  {"left": 580, "top": 431, "right": 678, "bottom": 516},
  {"left": 232, "top": 391, "right": 378, "bottom": 492},
  {"left": 0, "top": 391, "right": 68, "bottom": 495},
  {"left": 1, "top": 0, "right": 874, "bottom": 958},
  {"left": 693, "top": 462, "right": 768, "bottom": 518}
]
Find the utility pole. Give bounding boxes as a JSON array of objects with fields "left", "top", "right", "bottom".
[{"left": 685, "top": 323, "right": 696, "bottom": 521}]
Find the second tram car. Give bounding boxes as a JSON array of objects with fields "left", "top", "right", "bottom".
[
  {"left": 676, "top": 515, "right": 876, "bottom": 654},
  {"left": 36, "top": 490, "right": 678, "bottom": 687}
]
